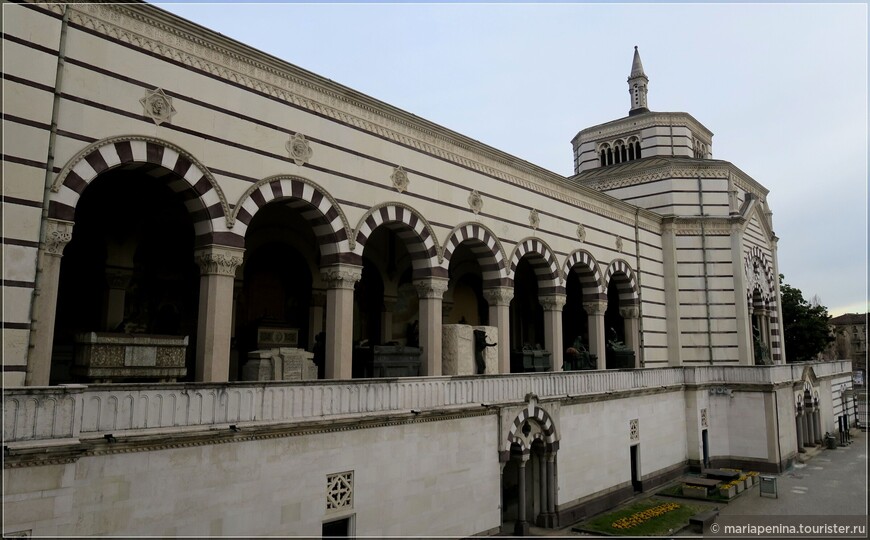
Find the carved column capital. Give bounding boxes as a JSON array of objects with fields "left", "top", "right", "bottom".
[
  {"left": 414, "top": 277, "right": 450, "bottom": 299},
  {"left": 483, "top": 286, "right": 514, "bottom": 306},
  {"left": 538, "top": 294, "right": 567, "bottom": 311},
  {"left": 43, "top": 218, "right": 75, "bottom": 257},
  {"left": 105, "top": 268, "right": 133, "bottom": 290},
  {"left": 619, "top": 306, "right": 640, "bottom": 319},
  {"left": 320, "top": 264, "right": 362, "bottom": 290},
  {"left": 194, "top": 246, "right": 245, "bottom": 277},
  {"left": 583, "top": 301, "right": 609, "bottom": 315}
]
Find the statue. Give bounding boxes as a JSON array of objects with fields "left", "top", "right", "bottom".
[
  {"left": 753, "top": 326, "right": 771, "bottom": 365},
  {"left": 473, "top": 329, "right": 497, "bottom": 374},
  {"left": 607, "top": 327, "right": 630, "bottom": 352},
  {"left": 565, "top": 336, "right": 596, "bottom": 370}
]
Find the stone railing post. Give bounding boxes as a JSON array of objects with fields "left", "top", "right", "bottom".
[
  {"left": 321, "top": 264, "right": 362, "bottom": 380},
  {"left": 194, "top": 245, "right": 244, "bottom": 382},
  {"left": 26, "top": 218, "right": 74, "bottom": 386},
  {"left": 414, "top": 277, "right": 450, "bottom": 376},
  {"left": 483, "top": 287, "right": 513, "bottom": 373}
]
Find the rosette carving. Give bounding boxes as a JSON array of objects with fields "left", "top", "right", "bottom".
[
  {"left": 286, "top": 132, "right": 313, "bottom": 166},
  {"left": 391, "top": 166, "right": 409, "bottom": 193},
  {"left": 468, "top": 190, "right": 483, "bottom": 214}
]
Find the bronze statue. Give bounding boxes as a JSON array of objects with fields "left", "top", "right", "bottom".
[{"left": 473, "top": 329, "right": 496, "bottom": 374}]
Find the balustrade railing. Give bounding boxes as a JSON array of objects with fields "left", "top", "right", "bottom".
[{"left": 3, "top": 361, "right": 851, "bottom": 443}]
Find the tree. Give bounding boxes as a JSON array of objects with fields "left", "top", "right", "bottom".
[{"left": 779, "top": 274, "right": 834, "bottom": 362}]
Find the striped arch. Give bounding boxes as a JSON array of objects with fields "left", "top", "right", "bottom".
[
  {"left": 508, "top": 237, "right": 562, "bottom": 294},
  {"left": 603, "top": 259, "right": 639, "bottom": 306},
  {"left": 505, "top": 405, "right": 558, "bottom": 453},
  {"left": 353, "top": 203, "right": 442, "bottom": 279},
  {"left": 563, "top": 249, "right": 606, "bottom": 302},
  {"left": 744, "top": 246, "right": 781, "bottom": 362},
  {"left": 232, "top": 175, "right": 352, "bottom": 266},
  {"left": 441, "top": 222, "right": 509, "bottom": 288},
  {"left": 48, "top": 136, "right": 231, "bottom": 246}
]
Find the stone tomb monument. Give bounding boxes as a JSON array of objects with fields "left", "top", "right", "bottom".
[
  {"left": 442, "top": 324, "right": 498, "bottom": 375},
  {"left": 243, "top": 348, "right": 318, "bottom": 381}
]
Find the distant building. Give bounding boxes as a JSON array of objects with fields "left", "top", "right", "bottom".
[{"left": 830, "top": 313, "right": 867, "bottom": 385}]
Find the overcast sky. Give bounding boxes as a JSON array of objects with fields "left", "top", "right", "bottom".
[{"left": 155, "top": 1, "right": 868, "bottom": 317}]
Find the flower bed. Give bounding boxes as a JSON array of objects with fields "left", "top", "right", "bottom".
[
  {"left": 718, "top": 483, "right": 737, "bottom": 499},
  {"left": 612, "top": 502, "right": 682, "bottom": 530}
]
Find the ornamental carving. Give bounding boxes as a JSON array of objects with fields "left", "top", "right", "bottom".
[
  {"left": 320, "top": 265, "right": 362, "bottom": 289},
  {"left": 391, "top": 166, "right": 409, "bottom": 193},
  {"left": 538, "top": 295, "right": 567, "bottom": 311},
  {"left": 286, "top": 132, "right": 313, "bottom": 166},
  {"left": 616, "top": 236, "right": 623, "bottom": 253},
  {"left": 194, "top": 248, "right": 244, "bottom": 276},
  {"left": 326, "top": 471, "right": 353, "bottom": 512},
  {"left": 583, "top": 301, "right": 608, "bottom": 315},
  {"left": 576, "top": 223, "right": 586, "bottom": 242},
  {"left": 700, "top": 408, "right": 709, "bottom": 428},
  {"left": 483, "top": 287, "right": 514, "bottom": 306},
  {"left": 468, "top": 190, "right": 483, "bottom": 215},
  {"left": 630, "top": 418, "right": 639, "bottom": 441},
  {"left": 744, "top": 254, "right": 772, "bottom": 301},
  {"left": 619, "top": 306, "right": 639, "bottom": 319},
  {"left": 139, "top": 88, "right": 176, "bottom": 125},
  {"left": 414, "top": 278, "right": 450, "bottom": 299},
  {"left": 529, "top": 209, "right": 540, "bottom": 230},
  {"left": 43, "top": 219, "right": 74, "bottom": 256}
]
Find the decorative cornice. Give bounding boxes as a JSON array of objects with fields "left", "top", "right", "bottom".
[
  {"left": 194, "top": 246, "right": 245, "bottom": 276},
  {"left": 574, "top": 112, "right": 714, "bottom": 144},
  {"left": 58, "top": 3, "right": 660, "bottom": 235},
  {"left": 672, "top": 217, "right": 734, "bottom": 236},
  {"left": 43, "top": 218, "right": 74, "bottom": 256}
]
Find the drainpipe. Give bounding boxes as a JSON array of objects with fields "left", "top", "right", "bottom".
[
  {"left": 633, "top": 208, "right": 644, "bottom": 367},
  {"left": 25, "top": 5, "right": 70, "bottom": 384},
  {"left": 697, "top": 176, "right": 714, "bottom": 365}
]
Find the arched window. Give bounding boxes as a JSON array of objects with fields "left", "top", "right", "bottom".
[
  {"left": 635, "top": 141, "right": 641, "bottom": 158},
  {"left": 607, "top": 148, "right": 613, "bottom": 165},
  {"left": 600, "top": 150, "right": 606, "bottom": 167},
  {"left": 621, "top": 145, "right": 628, "bottom": 162}
]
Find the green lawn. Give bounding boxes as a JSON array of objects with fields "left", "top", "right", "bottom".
[{"left": 578, "top": 498, "right": 710, "bottom": 536}]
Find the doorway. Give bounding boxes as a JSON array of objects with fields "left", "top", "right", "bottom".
[
  {"left": 322, "top": 515, "right": 353, "bottom": 537},
  {"left": 702, "top": 429, "right": 710, "bottom": 469},
  {"left": 630, "top": 444, "right": 642, "bottom": 493}
]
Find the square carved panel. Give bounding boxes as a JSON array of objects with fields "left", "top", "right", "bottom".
[{"left": 326, "top": 471, "right": 353, "bottom": 512}]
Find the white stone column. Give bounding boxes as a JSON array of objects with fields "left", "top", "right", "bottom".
[
  {"left": 539, "top": 294, "right": 566, "bottom": 372},
  {"left": 814, "top": 408, "right": 823, "bottom": 443},
  {"left": 307, "top": 291, "right": 326, "bottom": 351},
  {"left": 102, "top": 268, "right": 132, "bottom": 331},
  {"left": 584, "top": 301, "right": 608, "bottom": 369},
  {"left": 515, "top": 454, "right": 530, "bottom": 536},
  {"left": 381, "top": 295, "right": 397, "bottom": 344},
  {"left": 620, "top": 306, "right": 641, "bottom": 367},
  {"left": 484, "top": 287, "right": 513, "bottom": 374},
  {"left": 537, "top": 451, "right": 548, "bottom": 526},
  {"left": 194, "top": 246, "right": 244, "bottom": 382},
  {"left": 415, "top": 277, "right": 449, "bottom": 376},
  {"left": 26, "top": 219, "right": 74, "bottom": 386},
  {"left": 321, "top": 264, "right": 362, "bottom": 380}
]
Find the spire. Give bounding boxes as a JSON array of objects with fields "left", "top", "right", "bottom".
[
  {"left": 630, "top": 45, "right": 646, "bottom": 78},
  {"left": 627, "top": 46, "right": 649, "bottom": 115}
]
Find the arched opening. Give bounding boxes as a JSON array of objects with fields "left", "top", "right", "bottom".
[
  {"left": 445, "top": 243, "right": 487, "bottom": 326},
  {"left": 52, "top": 165, "right": 200, "bottom": 383},
  {"left": 562, "top": 271, "right": 593, "bottom": 370},
  {"left": 634, "top": 141, "right": 642, "bottom": 159},
  {"left": 599, "top": 149, "right": 606, "bottom": 167},
  {"left": 604, "top": 268, "right": 639, "bottom": 369},
  {"left": 354, "top": 225, "right": 423, "bottom": 377},
  {"left": 235, "top": 201, "right": 318, "bottom": 381},
  {"left": 606, "top": 147, "right": 613, "bottom": 165},
  {"left": 510, "top": 258, "right": 545, "bottom": 372}
]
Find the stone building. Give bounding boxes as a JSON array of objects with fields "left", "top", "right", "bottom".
[
  {"left": 2, "top": 1, "right": 854, "bottom": 537},
  {"left": 829, "top": 313, "right": 867, "bottom": 384}
]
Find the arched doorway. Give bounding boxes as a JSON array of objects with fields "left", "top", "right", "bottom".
[
  {"left": 562, "top": 251, "right": 604, "bottom": 370},
  {"left": 52, "top": 165, "right": 200, "bottom": 383},
  {"left": 501, "top": 401, "right": 559, "bottom": 535},
  {"left": 603, "top": 261, "right": 640, "bottom": 369}
]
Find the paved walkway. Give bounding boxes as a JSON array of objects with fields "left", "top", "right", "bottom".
[{"left": 519, "top": 429, "right": 867, "bottom": 537}]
